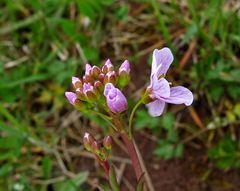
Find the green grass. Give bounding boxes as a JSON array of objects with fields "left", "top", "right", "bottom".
[{"left": 0, "top": 0, "right": 240, "bottom": 190}]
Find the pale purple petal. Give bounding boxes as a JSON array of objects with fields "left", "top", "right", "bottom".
[
  {"left": 83, "top": 83, "right": 93, "bottom": 94},
  {"left": 72, "top": 77, "right": 80, "bottom": 84},
  {"left": 160, "top": 86, "right": 193, "bottom": 106},
  {"left": 119, "top": 60, "right": 130, "bottom": 74},
  {"left": 151, "top": 77, "right": 170, "bottom": 99},
  {"left": 104, "top": 83, "right": 114, "bottom": 96},
  {"left": 105, "top": 59, "right": 113, "bottom": 69},
  {"left": 85, "top": 64, "right": 92, "bottom": 75},
  {"left": 65, "top": 92, "right": 77, "bottom": 105},
  {"left": 147, "top": 99, "right": 165, "bottom": 117},
  {"left": 151, "top": 48, "right": 173, "bottom": 77}
]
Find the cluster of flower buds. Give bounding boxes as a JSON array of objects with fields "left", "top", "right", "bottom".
[
  {"left": 83, "top": 132, "right": 113, "bottom": 161},
  {"left": 65, "top": 59, "right": 130, "bottom": 113}
]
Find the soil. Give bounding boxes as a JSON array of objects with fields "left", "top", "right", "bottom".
[{"left": 119, "top": 132, "right": 240, "bottom": 191}]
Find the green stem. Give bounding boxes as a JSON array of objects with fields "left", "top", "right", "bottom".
[
  {"left": 91, "top": 111, "right": 117, "bottom": 131},
  {"left": 128, "top": 98, "right": 143, "bottom": 138}
]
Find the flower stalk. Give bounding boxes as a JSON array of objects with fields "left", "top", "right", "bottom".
[{"left": 121, "top": 133, "right": 143, "bottom": 180}]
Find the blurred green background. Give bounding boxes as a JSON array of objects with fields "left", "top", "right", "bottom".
[{"left": 0, "top": 0, "right": 240, "bottom": 190}]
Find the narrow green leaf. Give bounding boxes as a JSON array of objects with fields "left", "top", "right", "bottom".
[
  {"left": 54, "top": 171, "right": 88, "bottom": 191},
  {"left": 42, "top": 156, "right": 53, "bottom": 179},
  {"left": 0, "top": 163, "right": 13, "bottom": 177},
  {"left": 109, "top": 166, "right": 120, "bottom": 191},
  {"left": 136, "top": 173, "right": 145, "bottom": 191}
]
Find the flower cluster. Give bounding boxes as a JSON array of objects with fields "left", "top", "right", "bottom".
[
  {"left": 65, "top": 47, "right": 193, "bottom": 117},
  {"left": 65, "top": 59, "right": 130, "bottom": 113},
  {"left": 83, "top": 132, "right": 112, "bottom": 161}
]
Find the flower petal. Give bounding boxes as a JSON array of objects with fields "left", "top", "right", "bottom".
[
  {"left": 152, "top": 47, "right": 173, "bottom": 77},
  {"left": 65, "top": 92, "right": 77, "bottom": 105},
  {"left": 147, "top": 99, "right": 165, "bottom": 117},
  {"left": 119, "top": 60, "right": 130, "bottom": 74},
  {"left": 104, "top": 83, "right": 114, "bottom": 96},
  {"left": 85, "top": 64, "right": 92, "bottom": 75},
  {"left": 152, "top": 77, "right": 170, "bottom": 98},
  {"left": 161, "top": 86, "right": 193, "bottom": 106}
]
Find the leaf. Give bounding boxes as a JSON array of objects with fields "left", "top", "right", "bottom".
[
  {"left": 0, "top": 74, "right": 50, "bottom": 88},
  {"left": 77, "top": 1, "right": 96, "bottom": 19},
  {"left": 42, "top": 156, "right": 53, "bottom": 179},
  {"left": 208, "top": 136, "right": 238, "bottom": 169},
  {"left": 233, "top": 103, "right": 240, "bottom": 118},
  {"left": 54, "top": 171, "right": 88, "bottom": 191},
  {"left": 109, "top": 166, "right": 120, "bottom": 191},
  {"left": 115, "top": 5, "right": 129, "bottom": 21},
  {"left": 167, "top": 128, "right": 178, "bottom": 142},
  {"left": 154, "top": 141, "right": 174, "bottom": 160},
  {"left": 226, "top": 111, "right": 236, "bottom": 122},
  {"left": 0, "top": 136, "right": 24, "bottom": 149},
  {"left": 136, "top": 173, "right": 145, "bottom": 191},
  {"left": 216, "top": 157, "right": 235, "bottom": 169},
  {"left": 135, "top": 110, "right": 160, "bottom": 130},
  {"left": 174, "top": 144, "right": 184, "bottom": 158},
  {"left": 209, "top": 85, "right": 224, "bottom": 102},
  {"left": 161, "top": 112, "right": 174, "bottom": 130},
  {"left": 181, "top": 23, "right": 198, "bottom": 45},
  {"left": 0, "top": 122, "right": 25, "bottom": 138},
  {"left": 227, "top": 84, "right": 240, "bottom": 99},
  {"left": 0, "top": 163, "right": 13, "bottom": 177}
]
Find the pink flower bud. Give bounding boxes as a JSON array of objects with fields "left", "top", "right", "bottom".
[
  {"left": 102, "top": 59, "right": 114, "bottom": 74},
  {"left": 83, "top": 132, "right": 95, "bottom": 151},
  {"left": 119, "top": 60, "right": 130, "bottom": 75},
  {"left": 98, "top": 73, "right": 105, "bottom": 83},
  {"left": 76, "top": 88, "right": 86, "bottom": 100},
  {"left": 65, "top": 92, "right": 77, "bottom": 105},
  {"left": 85, "top": 63, "right": 92, "bottom": 75},
  {"left": 72, "top": 77, "right": 82, "bottom": 89},
  {"left": 91, "top": 66, "right": 101, "bottom": 78},
  {"left": 103, "top": 136, "right": 112, "bottom": 150},
  {"left": 91, "top": 141, "right": 101, "bottom": 154},
  {"left": 94, "top": 81, "right": 103, "bottom": 91},
  {"left": 83, "top": 83, "right": 97, "bottom": 100},
  {"left": 104, "top": 71, "right": 117, "bottom": 84},
  {"left": 82, "top": 75, "right": 92, "bottom": 83},
  {"left": 104, "top": 83, "right": 128, "bottom": 113}
]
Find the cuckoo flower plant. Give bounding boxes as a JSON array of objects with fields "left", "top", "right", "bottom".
[{"left": 65, "top": 47, "right": 193, "bottom": 190}]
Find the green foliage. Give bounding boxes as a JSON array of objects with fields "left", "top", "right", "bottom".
[
  {"left": 154, "top": 113, "right": 184, "bottom": 159},
  {"left": 135, "top": 110, "right": 184, "bottom": 159},
  {"left": 208, "top": 136, "right": 240, "bottom": 169},
  {"left": 109, "top": 166, "right": 120, "bottom": 191},
  {"left": 53, "top": 172, "right": 88, "bottom": 191},
  {"left": 135, "top": 109, "right": 160, "bottom": 130}
]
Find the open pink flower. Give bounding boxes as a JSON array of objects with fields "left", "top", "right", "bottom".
[{"left": 146, "top": 48, "right": 193, "bottom": 117}]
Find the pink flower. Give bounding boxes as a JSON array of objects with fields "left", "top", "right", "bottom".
[{"left": 146, "top": 48, "right": 193, "bottom": 117}]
